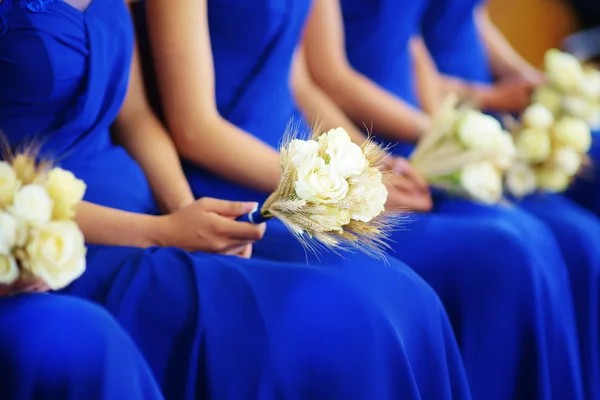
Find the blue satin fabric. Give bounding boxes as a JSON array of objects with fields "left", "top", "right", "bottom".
[
  {"left": 420, "top": 1, "right": 600, "bottom": 398},
  {"left": 339, "top": 0, "right": 587, "bottom": 399},
  {"left": 0, "top": 0, "right": 471, "bottom": 399},
  {"left": 0, "top": 294, "right": 163, "bottom": 400}
]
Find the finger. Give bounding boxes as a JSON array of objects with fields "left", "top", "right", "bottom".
[
  {"left": 222, "top": 243, "right": 253, "bottom": 257},
  {"left": 393, "top": 158, "right": 429, "bottom": 192},
  {"left": 199, "top": 198, "right": 258, "bottom": 218},
  {"left": 220, "top": 218, "right": 266, "bottom": 241},
  {"left": 386, "top": 174, "right": 419, "bottom": 194},
  {"left": 238, "top": 244, "right": 253, "bottom": 259}
]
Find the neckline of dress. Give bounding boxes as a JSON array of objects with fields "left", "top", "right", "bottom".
[{"left": 57, "top": 0, "right": 95, "bottom": 15}]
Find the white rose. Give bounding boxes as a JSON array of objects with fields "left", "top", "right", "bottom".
[
  {"left": 562, "top": 95, "right": 595, "bottom": 119},
  {"left": 523, "top": 104, "right": 555, "bottom": 130},
  {"left": 0, "top": 211, "right": 18, "bottom": 255},
  {"left": 9, "top": 185, "right": 53, "bottom": 227},
  {"left": 493, "top": 132, "right": 517, "bottom": 170},
  {"left": 582, "top": 70, "right": 600, "bottom": 99},
  {"left": 26, "top": 220, "right": 86, "bottom": 290},
  {"left": 288, "top": 139, "right": 319, "bottom": 168},
  {"left": 545, "top": 49, "right": 585, "bottom": 93},
  {"left": 327, "top": 140, "right": 368, "bottom": 178},
  {"left": 506, "top": 162, "right": 537, "bottom": 198},
  {"left": 0, "top": 255, "right": 19, "bottom": 285},
  {"left": 515, "top": 128, "right": 552, "bottom": 163},
  {"left": 536, "top": 168, "right": 570, "bottom": 193},
  {"left": 533, "top": 85, "right": 562, "bottom": 114},
  {"left": 295, "top": 157, "right": 349, "bottom": 204},
  {"left": 349, "top": 168, "right": 388, "bottom": 222},
  {"left": 587, "top": 109, "right": 600, "bottom": 131},
  {"left": 45, "top": 168, "right": 86, "bottom": 220},
  {"left": 460, "top": 162, "right": 502, "bottom": 204},
  {"left": 457, "top": 111, "right": 503, "bottom": 149},
  {"left": 552, "top": 117, "right": 592, "bottom": 153},
  {"left": 310, "top": 207, "right": 352, "bottom": 233},
  {"left": 318, "top": 128, "right": 352, "bottom": 150},
  {"left": 0, "top": 161, "right": 20, "bottom": 208},
  {"left": 553, "top": 147, "right": 582, "bottom": 175}
]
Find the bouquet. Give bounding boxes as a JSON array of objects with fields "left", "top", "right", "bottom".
[
  {"left": 241, "top": 127, "right": 397, "bottom": 259},
  {"left": 409, "top": 96, "right": 516, "bottom": 204},
  {"left": 533, "top": 49, "right": 600, "bottom": 129},
  {"left": 0, "top": 151, "right": 87, "bottom": 290},
  {"left": 505, "top": 103, "right": 592, "bottom": 197}
]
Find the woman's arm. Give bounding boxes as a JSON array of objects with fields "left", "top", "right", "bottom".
[
  {"left": 411, "top": 37, "right": 443, "bottom": 115},
  {"left": 144, "top": 0, "right": 281, "bottom": 194},
  {"left": 303, "top": 0, "right": 429, "bottom": 143},
  {"left": 475, "top": 5, "right": 543, "bottom": 83},
  {"left": 112, "top": 38, "right": 194, "bottom": 214},
  {"left": 291, "top": 47, "right": 368, "bottom": 144}
]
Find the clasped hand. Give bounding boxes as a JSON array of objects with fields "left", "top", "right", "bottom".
[
  {"left": 384, "top": 157, "right": 432, "bottom": 212},
  {"left": 157, "top": 198, "right": 266, "bottom": 258}
]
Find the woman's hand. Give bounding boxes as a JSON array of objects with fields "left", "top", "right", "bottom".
[
  {"left": 0, "top": 276, "right": 51, "bottom": 297},
  {"left": 156, "top": 198, "right": 266, "bottom": 257},
  {"left": 384, "top": 157, "right": 433, "bottom": 212},
  {"left": 485, "top": 77, "right": 535, "bottom": 113}
]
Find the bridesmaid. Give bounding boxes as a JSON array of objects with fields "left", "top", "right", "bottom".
[
  {"left": 303, "top": 1, "right": 587, "bottom": 399},
  {"left": 0, "top": 291, "right": 163, "bottom": 399},
  {"left": 140, "top": 0, "right": 582, "bottom": 399},
  {"left": 0, "top": 0, "right": 472, "bottom": 398},
  {"left": 420, "top": 1, "right": 600, "bottom": 398}
]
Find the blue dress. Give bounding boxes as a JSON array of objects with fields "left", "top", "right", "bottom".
[
  {"left": 340, "top": 0, "right": 587, "bottom": 399},
  {"left": 0, "top": 1, "right": 471, "bottom": 399},
  {"left": 0, "top": 294, "right": 163, "bottom": 400},
  {"left": 139, "top": 0, "right": 582, "bottom": 398},
  {"left": 421, "top": 0, "right": 600, "bottom": 398}
]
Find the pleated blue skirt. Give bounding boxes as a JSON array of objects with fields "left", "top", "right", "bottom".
[{"left": 0, "top": 294, "right": 163, "bottom": 400}]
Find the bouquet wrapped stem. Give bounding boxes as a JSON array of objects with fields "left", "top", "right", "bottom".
[{"left": 409, "top": 96, "right": 516, "bottom": 204}]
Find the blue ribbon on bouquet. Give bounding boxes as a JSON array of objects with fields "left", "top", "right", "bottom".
[{"left": 237, "top": 204, "right": 270, "bottom": 224}]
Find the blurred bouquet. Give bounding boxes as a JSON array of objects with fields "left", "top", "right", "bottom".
[
  {"left": 243, "top": 127, "right": 396, "bottom": 259},
  {"left": 533, "top": 49, "right": 600, "bottom": 129},
  {"left": 409, "top": 97, "right": 516, "bottom": 204},
  {"left": 0, "top": 152, "right": 86, "bottom": 290},
  {"left": 505, "top": 103, "right": 591, "bottom": 197}
]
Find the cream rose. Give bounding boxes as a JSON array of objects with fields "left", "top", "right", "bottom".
[
  {"left": 26, "top": 220, "right": 86, "bottom": 290},
  {"left": 533, "top": 85, "right": 562, "bottom": 114},
  {"left": 0, "top": 255, "right": 19, "bottom": 285},
  {"left": 552, "top": 117, "right": 592, "bottom": 153},
  {"left": 515, "top": 128, "right": 552, "bottom": 163},
  {"left": 536, "top": 168, "right": 570, "bottom": 193},
  {"left": 310, "top": 207, "right": 352, "bottom": 233},
  {"left": 45, "top": 168, "right": 86, "bottom": 220},
  {"left": 318, "top": 128, "right": 352, "bottom": 149},
  {"left": 9, "top": 185, "right": 53, "bottom": 227},
  {"left": 457, "top": 111, "right": 503, "bottom": 150},
  {"left": 562, "top": 95, "right": 595, "bottom": 119},
  {"left": 460, "top": 162, "right": 502, "bottom": 204},
  {"left": 0, "top": 161, "right": 20, "bottom": 208},
  {"left": 327, "top": 140, "right": 368, "bottom": 178},
  {"left": 493, "top": 132, "right": 517, "bottom": 170},
  {"left": 553, "top": 147, "right": 582, "bottom": 176},
  {"left": 523, "top": 104, "right": 555, "bottom": 130},
  {"left": 506, "top": 162, "right": 537, "bottom": 198},
  {"left": 582, "top": 70, "right": 600, "bottom": 99},
  {"left": 0, "top": 211, "right": 19, "bottom": 255},
  {"left": 288, "top": 139, "right": 319, "bottom": 168},
  {"left": 349, "top": 168, "right": 387, "bottom": 222},
  {"left": 545, "top": 49, "right": 585, "bottom": 93},
  {"left": 295, "top": 158, "right": 349, "bottom": 204}
]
